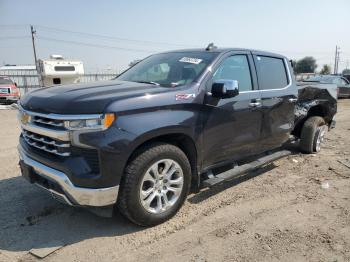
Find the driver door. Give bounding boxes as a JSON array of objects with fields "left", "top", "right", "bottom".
[{"left": 201, "top": 52, "right": 263, "bottom": 168}]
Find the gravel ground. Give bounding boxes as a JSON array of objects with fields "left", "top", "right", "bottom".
[{"left": 0, "top": 100, "right": 349, "bottom": 262}]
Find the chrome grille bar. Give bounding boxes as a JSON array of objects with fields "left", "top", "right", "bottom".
[
  {"left": 23, "top": 130, "right": 70, "bottom": 148},
  {"left": 23, "top": 135, "right": 70, "bottom": 156},
  {"left": 32, "top": 116, "right": 65, "bottom": 128},
  {"left": 21, "top": 122, "right": 70, "bottom": 141}
]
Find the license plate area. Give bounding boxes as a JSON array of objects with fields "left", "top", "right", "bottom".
[{"left": 0, "top": 88, "right": 9, "bottom": 94}]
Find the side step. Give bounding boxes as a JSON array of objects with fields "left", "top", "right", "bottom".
[{"left": 202, "top": 150, "right": 291, "bottom": 187}]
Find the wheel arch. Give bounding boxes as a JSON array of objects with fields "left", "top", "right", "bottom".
[
  {"left": 125, "top": 130, "right": 200, "bottom": 192},
  {"left": 293, "top": 103, "right": 330, "bottom": 138}
]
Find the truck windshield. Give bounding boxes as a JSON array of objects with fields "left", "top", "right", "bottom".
[{"left": 116, "top": 52, "right": 218, "bottom": 87}]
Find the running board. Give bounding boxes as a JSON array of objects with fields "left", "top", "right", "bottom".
[{"left": 202, "top": 150, "right": 291, "bottom": 187}]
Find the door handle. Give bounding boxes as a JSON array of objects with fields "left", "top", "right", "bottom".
[
  {"left": 288, "top": 98, "right": 297, "bottom": 103},
  {"left": 249, "top": 102, "right": 261, "bottom": 107}
]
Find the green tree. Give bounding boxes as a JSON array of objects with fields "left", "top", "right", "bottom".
[
  {"left": 294, "top": 56, "right": 317, "bottom": 74},
  {"left": 342, "top": 69, "right": 350, "bottom": 75},
  {"left": 320, "top": 64, "right": 331, "bottom": 75}
]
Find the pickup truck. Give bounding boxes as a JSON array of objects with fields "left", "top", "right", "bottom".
[
  {"left": 304, "top": 75, "right": 350, "bottom": 98},
  {"left": 0, "top": 76, "right": 20, "bottom": 104},
  {"left": 18, "top": 45, "right": 337, "bottom": 226}
]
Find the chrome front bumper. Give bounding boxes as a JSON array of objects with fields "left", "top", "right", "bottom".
[{"left": 18, "top": 145, "right": 119, "bottom": 207}]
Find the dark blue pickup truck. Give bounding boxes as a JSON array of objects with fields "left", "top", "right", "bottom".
[{"left": 17, "top": 45, "right": 337, "bottom": 226}]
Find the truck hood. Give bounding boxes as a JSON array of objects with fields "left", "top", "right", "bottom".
[{"left": 20, "top": 80, "right": 173, "bottom": 114}]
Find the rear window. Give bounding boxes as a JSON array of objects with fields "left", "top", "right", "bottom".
[
  {"left": 0, "top": 78, "right": 13, "bottom": 84},
  {"left": 54, "top": 66, "right": 75, "bottom": 71},
  {"left": 255, "top": 56, "right": 289, "bottom": 90}
]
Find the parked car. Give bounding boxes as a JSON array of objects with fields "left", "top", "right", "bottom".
[
  {"left": 304, "top": 75, "right": 350, "bottom": 98},
  {"left": 0, "top": 76, "right": 20, "bottom": 104},
  {"left": 17, "top": 46, "right": 337, "bottom": 226}
]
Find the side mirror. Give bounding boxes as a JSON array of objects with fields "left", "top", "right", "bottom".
[{"left": 211, "top": 79, "right": 239, "bottom": 99}]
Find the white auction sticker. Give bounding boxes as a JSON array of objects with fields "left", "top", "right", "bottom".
[{"left": 179, "top": 57, "right": 203, "bottom": 64}]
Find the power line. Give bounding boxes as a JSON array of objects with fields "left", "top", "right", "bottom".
[
  {"left": 37, "top": 36, "right": 159, "bottom": 53},
  {"left": 0, "top": 36, "right": 30, "bottom": 40},
  {"left": 0, "top": 24, "right": 28, "bottom": 28},
  {"left": 34, "top": 25, "right": 196, "bottom": 48}
]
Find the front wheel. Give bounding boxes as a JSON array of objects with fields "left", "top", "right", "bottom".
[
  {"left": 117, "top": 143, "right": 191, "bottom": 226},
  {"left": 299, "top": 116, "right": 327, "bottom": 153}
]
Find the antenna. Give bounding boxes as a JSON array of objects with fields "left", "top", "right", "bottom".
[{"left": 206, "top": 43, "right": 217, "bottom": 51}]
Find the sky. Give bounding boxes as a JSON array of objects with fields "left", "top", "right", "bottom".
[{"left": 0, "top": 0, "right": 349, "bottom": 73}]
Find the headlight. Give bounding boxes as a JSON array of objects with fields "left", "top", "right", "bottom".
[
  {"left": 17, "top": 110, "right": 31, "bottom": 125},
  {"left": 65, "top": 113, "right": 115, "bottom": 130}
]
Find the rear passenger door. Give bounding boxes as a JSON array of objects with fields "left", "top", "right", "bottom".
[{"left": 252, "top": 54, "right": 297, "bottom": 151}]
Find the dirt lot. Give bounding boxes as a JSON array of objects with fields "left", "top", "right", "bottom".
[{"left": 0, "top": 100, "right": 349, "bottom": 262}]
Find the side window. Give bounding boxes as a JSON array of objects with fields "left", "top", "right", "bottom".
[
  {"left": 255, "top": 56, "right": 289, "bottom": 90},
  {"left": 212, "top": 55, "right": 253, "bottom": 92}
]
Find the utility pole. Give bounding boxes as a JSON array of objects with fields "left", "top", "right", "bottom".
[
  {"left": 30, "top": 25, "right": 42, "bottom": 86},
  {"left": 333, "top": 45, "right": 340, "bottom": 75},
  {"left": 30, "top": 25, "right": 38, "bottom": 69},
  {"left": 334, "top": 46, "right": 338, "bottom": 74}
]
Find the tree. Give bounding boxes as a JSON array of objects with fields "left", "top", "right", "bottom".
[
  {"left": 320, "top": 64, "right": 331, "bottom": 75},
  {"left": 342, "top": 69, "right": 350, "bottom": 75},
  {"left": 294, "top": 56, "right": 317, "bottom": 74}
]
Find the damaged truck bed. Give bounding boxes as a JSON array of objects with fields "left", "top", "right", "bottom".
[{"left": 293, "top": 82, "right": 337, "bottom": 138}]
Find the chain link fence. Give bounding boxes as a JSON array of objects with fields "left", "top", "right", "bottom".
[{"left": 0, "top": 69, "right": 118, "bottom": 96}]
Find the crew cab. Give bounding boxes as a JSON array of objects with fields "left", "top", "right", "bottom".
[
  {"left": 0, "top": 76, "right": 20, "bottom": 104},
  {"left": 18, "top": 46, "right": 337, "bottom": 226}
]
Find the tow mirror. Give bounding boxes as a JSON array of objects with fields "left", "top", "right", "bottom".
[{"left": 211, "top": 79, "right": 239, "bottom": 98}]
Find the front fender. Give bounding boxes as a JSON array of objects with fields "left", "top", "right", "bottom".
[{"left": 116, "top": 108, "right": 201, "bottom": 153}]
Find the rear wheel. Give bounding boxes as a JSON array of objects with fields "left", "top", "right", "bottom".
[
  {"left": 299, "top": 116, "right": 327, "bottom": 153},
  {"left": 117, "top": 143, "right": 191, "bottom": 226}
]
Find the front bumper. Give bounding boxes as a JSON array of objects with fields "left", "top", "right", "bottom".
[
  {"left": 18, "top": 144, "right": 119, "bottom": 207},
  {"left": 0, "top": 95, "right": 19, "bottom": 102}
]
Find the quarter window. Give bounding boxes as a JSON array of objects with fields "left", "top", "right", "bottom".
[
  {"left": 255, "top": 56, "right": 288, "bottom": 90},
  {"left": 212, "top": 55, "right": 253, "bottom": 92}
]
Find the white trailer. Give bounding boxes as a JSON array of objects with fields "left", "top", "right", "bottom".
[{"left": 38, "top": 55, "right": 84, "bottom": 86}]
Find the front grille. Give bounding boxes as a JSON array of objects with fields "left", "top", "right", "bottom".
[
  {"left": 20, "top": 108, "right": 101, "bottom": 173},
  {"left": 23, "top": 130, "right": 71, "bottom": 156},
  {"left": 32, "top": 115, "right": 65, "bottom": 129}
]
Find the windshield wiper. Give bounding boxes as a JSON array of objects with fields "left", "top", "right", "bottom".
[{"left": 135, "top": 81, "right": 160, "bottom": 86}]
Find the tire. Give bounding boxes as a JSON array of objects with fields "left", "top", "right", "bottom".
[
  {"left": 117, "top": 143, "right": 191, "bottom": 226},
  {"left": 299, "top": 116, "right": 327, "bottom": 153}
]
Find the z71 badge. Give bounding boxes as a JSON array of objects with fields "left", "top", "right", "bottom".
[{"left": 175, "top": 93, "right": 196, "bottom": 101}]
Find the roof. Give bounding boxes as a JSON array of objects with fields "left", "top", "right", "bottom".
[{"left": 158, "top": 47, "right": 288, "bottom": 59}]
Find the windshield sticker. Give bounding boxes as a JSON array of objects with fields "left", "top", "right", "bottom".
[
  {"left": 179, "top": 57, "right": 203, "bottom": 64},
  {"left": 175, "top": 93, "right": 196, "bottom": 101}
]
